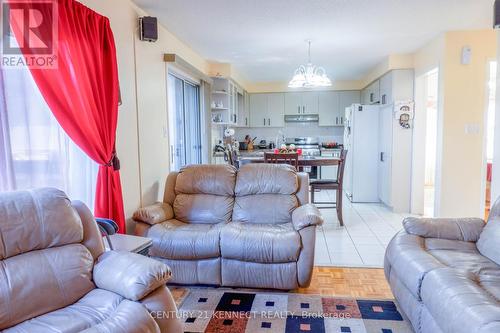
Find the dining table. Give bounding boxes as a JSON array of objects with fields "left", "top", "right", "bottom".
[{"left": 239, "top": 155, "right": 341, "bottom": 166}]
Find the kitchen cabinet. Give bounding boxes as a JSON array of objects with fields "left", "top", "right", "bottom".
[
  {"left": 366, "top": 80, "right": 380, "bottom": 104},
  {"left": 318, "top": 90, "right": 360, "bottom": 127},
  {"left": 249, "top": 93, "right": 284, "bottom": 127},
  {"left": 318, "top": 91, "right": 339, "bottom": 126},
  {"left": 237, "top": 91, "right": 249, "bottom": 127},
  {"left": 284, "top": 92, "right": 318, "bottom": 115},
  {"left": 338, "top": 91, "right": 360, "bottom": 125}
]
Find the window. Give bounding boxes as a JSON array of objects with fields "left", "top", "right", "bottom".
[
  {"left": 167, "top": 72, "right": 202, "bottom": 170},
  {"left": 0, "top": 67, "right": 98, "bottom": 208}
]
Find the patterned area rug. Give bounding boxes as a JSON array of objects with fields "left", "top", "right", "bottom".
[{"left": 171, "top": 287, "right": 413, "bottom": 333}]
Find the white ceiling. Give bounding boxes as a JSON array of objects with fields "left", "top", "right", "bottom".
[{"left": 133, "top": 0, "right": 494, "bottom": 82}]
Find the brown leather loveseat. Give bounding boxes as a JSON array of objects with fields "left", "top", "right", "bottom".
[
  {"left": 133, "top": 163, "right": 323, "bottom": 290},
  {"left": 0, "top": 188, "right": 181, "bottom": 333}
]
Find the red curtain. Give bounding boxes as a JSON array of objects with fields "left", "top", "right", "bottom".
[{"left": 10, "top": 0, "right": 125, "bottom": 232}]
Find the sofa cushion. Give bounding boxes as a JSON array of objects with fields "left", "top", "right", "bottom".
[
  {"left": 386, "top": 231, "right": 500, "bottom": 302},
  {"left": 148, "top": 219, "right": 224, "bottom": 260},
  {"left": 421, "top": 268, "right": 500, "bottom": 333},
  {"left": 0, "top": 188, "right": 83, "bottom": 260},
  {"left": 232, "top": 194, "right": 298, "bottom": 224},
  {"left": 3, "top": 289, "right": 159, "bottom": 333},
  {"left": 235, "top": 164, "right": 298, "bottom": 196},
  {"left": 0, "top": 244, "right": 95, "bottom": 330},
  {"left": 385, "top": 231, "right": 444, "bottom": 300},
  {"left": 174, "top": 193, "right": 234, "bottom": 224},
  {"left": 175, "top": 164, "right": 236, "bottom": 196},
  {"left": 233, "top": 164, "right": 299, "bottom": 224},
  {"left": 477, "top": 217, "right": 500, "bottom": 265},
  {"left": 220, "top": 222, "right": 301, "bottom": 263}
]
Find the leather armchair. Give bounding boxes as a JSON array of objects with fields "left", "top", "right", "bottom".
[
  {"left": 133, "top": 163, "right": 323, "bottom": 290},
  {"left": 0, "top": 188, "right": 181, "bottom": 333},
  {"left": 385, "top": 206, "right": 500, "bottom": 333}
]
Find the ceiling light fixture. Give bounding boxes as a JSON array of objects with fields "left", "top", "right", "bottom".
[{"left": 288, "top": 40, "right": 332, "bottom": 88}]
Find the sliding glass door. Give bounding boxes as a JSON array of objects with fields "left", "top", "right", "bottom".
[{"left": 168, "top": 73, "right": 202, "bottom": 170}]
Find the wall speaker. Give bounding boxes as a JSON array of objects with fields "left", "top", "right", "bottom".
[
  {"left": 139, "top": 16, "right": 158, "bottom": 42},
  {"left": 495, "top": 0, "right": 500, "bottom": 28}
]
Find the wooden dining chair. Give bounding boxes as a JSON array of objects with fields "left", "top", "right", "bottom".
[
  {"left": 310, "top": 150, "right": 348, "bottom": 226},
  {"left": 264, "top": 152, "right": 299, "bottom": 169}
]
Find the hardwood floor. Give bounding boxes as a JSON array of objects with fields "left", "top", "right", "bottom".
[{"left": 295, "top": 266, "right": 393, "bottom": 299}]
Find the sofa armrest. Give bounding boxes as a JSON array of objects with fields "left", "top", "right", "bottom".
[
  {"left": 133, "top": 202, "right": 173, "bottom": 225},
  {"left": 403, "top": 217, "right": 485, "bottom": 242},
  {"left": 93, "top": 251, "right": 172, "bottom": 301},
  {"left": 292, "top": 204, "right": 324, "bottom": 231}
]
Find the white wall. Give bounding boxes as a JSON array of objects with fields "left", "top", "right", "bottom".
[{"left": 80, "top": 0, "right": 209, "bottom": 232}]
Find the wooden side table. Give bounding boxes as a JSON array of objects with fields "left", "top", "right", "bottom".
[{"left": 104, "top": 234, "right": 153, "bottom": 256}]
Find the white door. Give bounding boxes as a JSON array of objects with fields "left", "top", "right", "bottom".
[
  {"left": 249, "top": 94, "right": 268, "bottom": 127},
  {"left": 302, "top": 91, "right": 319, "bottom": 114},
  {"left": 318, "top": 91, "right": 339, "bottom": 126},
  {"left": 267, "top": 93, "right": 285, "bottom": 127},
  {"left": 285, "top": 92, "right": 302, "bottom": 115}
]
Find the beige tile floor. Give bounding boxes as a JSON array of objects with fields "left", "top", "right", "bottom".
[{"left": 313, "top": 190, "right": 412, "bottom": 268}]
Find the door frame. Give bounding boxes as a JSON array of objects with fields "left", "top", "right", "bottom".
[
  {"left": 480, "top": 59, "right": 498, "bottom": 216},
  {"left": 411, "top": 67, "right": 442, "bottom": 216}
]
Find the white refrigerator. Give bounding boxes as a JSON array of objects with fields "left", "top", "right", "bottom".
[{"left": 343, "top": 104, "right": 380, "bottom": 203}]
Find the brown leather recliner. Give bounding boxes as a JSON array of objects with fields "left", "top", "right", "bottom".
[
  {"left": 0, "top": 188, "right": 182, "bottom": 333},
  {"left": 133, "top": 163, "right": 323, "bottom": 290}
]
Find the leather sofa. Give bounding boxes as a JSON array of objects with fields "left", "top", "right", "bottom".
[
  {"left": 385, "top": 200, "right": 500, "bottom": 333},
  {"left": 133, "top": 163, "right": 323, "bottom": 290},
  {"left": 0, "top": 188, "right": 182, "bottom": 333}
]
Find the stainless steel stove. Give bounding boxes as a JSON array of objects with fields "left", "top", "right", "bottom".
[
  {"left": 285, "top": 137, "right": 321, "bottom": 157},
  {"left": 285, "top": 137, "right": 320, "bottom": 179}
]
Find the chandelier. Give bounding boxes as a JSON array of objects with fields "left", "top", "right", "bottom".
[{"left": 288, "top": 40, "right": 332, "bottom": 88}]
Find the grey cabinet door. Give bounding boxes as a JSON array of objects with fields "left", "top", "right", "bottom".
[
  {"left": 318, "top": 91, "right": 340, "bottom": 126},
  {"left": 338, "top": 91, "right": 360, "bottom": 125},
  {"left": 249, "top": 94, "right": 268, "bottom": 127},
  {"left": 301, "top": 91, "right": 319, "bottom": 114},
  {"left": 284, "top": 92, "right": 302, "bottom": 115},
  {"left": 267, "top": 93, "right": 285, "bottom": 127}
]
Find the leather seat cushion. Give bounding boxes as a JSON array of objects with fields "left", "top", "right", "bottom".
[
  {"left": 220, "top": 222, "right": 301, "bottom": 263},
  {"left": 421, "top": 268, "right": 500, "bottom": 333},
  {"left": 3, "top": 289, "right": 159, "bottom": 333},
  {"left": 148, "top": 219, "right": 224, "bottom": 260},
  {"left": 235, "top": 164, "right": 298, "bottom": 196},
  {"left": 175, "top": 164, "right": 236, "bottom": 196}
]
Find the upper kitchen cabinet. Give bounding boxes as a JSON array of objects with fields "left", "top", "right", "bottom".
[
  {"left": 338, "top": 91, "right": 360, "bottom": 122},
  {"left": 379, "top": 69, "right": 414, "bottom": 105},
  {"left": 236, "top": 91, "right": 249, "bottom": 127},
  {"left": 249, "top": 93, "right": 285, "bottom": 128},
  {"left": 284, "top": 92, "right": 319, "bottom": 115},
  {"left": 318, "top": 90, "right": 360, "bottom": 127},
  {"left": 365, "top": 80, "right": 380, "bottom": 105},
  {"left": 318, "top": 91, "right": 339, "bottom": 126}
]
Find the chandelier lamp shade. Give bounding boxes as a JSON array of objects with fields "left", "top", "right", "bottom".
[{"left": 288, "top": 40, "right": 332, "bottom": 88}]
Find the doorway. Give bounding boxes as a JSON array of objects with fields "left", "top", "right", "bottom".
[
  {"left": 484, "top": 61, "right": 497, "bottom": 217},
  {"left": 167, "top": 72, "right": 202, "bottom": 171},
  {"left": 412, "top": 68, "right": 440, "bottom": 216}
]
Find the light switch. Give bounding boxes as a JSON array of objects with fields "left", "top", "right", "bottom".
[{"left": 464, "top": 123, "right": 480, "bottom": 135}]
